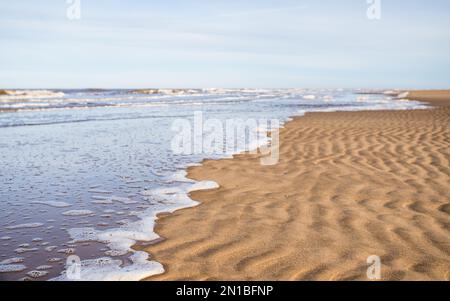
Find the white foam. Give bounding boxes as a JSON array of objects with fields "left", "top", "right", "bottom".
[
  {"left": 68, "top": 228, "right": 98, "bottom": 242},
  {"left": 397, "top": 91, "right": 410, "bottom": 99},
  {"left": 303, "top": 95, "right": 316, "bottom": 100},
  {"left": 62, "top": 210, "right": 94, "bottom": 216},
  {"left": 27, "top": 270, "right": 49, "bottom": 278},
  {"left": 1, "top": 257, "right": 24, "bottom": 264},
  {"left": 32, "top": 201, "right": 71, "bottom": 208},
  {"left": 383, "top": 90, "right": 401, "bottom": 96},
  {"left": 57, "top": 248, "right": 75, "bottom": 254},
  {"left": 36, "top": 265, "right": 52, "bottom": 270},
  {"left": 0, "top": 264, "right": 27, "bottom": 273},
  {"left": 6, "top": 223, "right": 44, "bottom": 230},
  {"left": 169, "top": 170, "right": 195, "bottom": 183},
  {"left": 110, "top": 196, "right": 138, "bottom": 204},
  {"left": 0, "top": 90, "right": 65, "bottom": 99},
  {"left": 146, "top": 186, "right": 195, "bottom": 204},
  {"left": 48, "top": 258, "right": 62, "bottom": 263},
  {"left": 91, "top": 199, "right": 114, "bottom": 204},
  {"left": 62, "top": 175, "right": 219, "bottom": 281},
  {"left": 88, "top": 189, "right": 112, "bottom": 194},
  {"left": 52, "top": 252, "right": 163, "bottom": 281},
  {"left": 91, "top": 195, "right": 110, "bottom": 200},
  {"left": 357, "top": 95, "right": 369, "bottom": 102},
  {"left": 187, "top": 181, "right": 219, "bottom": 192},
  {"left": 15, "top": 247, "right": 39, "bottom": 254}
]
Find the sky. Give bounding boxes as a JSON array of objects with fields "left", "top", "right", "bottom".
[{"left": 0, "top": 0, "right": 449, "bottom": 89}]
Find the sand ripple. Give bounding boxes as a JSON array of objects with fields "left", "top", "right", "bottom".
[{"left": 143, "top": 108, "right": 450, "bottom": 280}]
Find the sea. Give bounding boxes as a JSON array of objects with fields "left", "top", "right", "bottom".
[{"left": 0, "top": 88, "right": 427, "bottom": 280}]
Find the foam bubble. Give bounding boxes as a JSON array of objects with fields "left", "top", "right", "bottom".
[
  {"left": 0, "top": 264, "right": 27, "bottom": 273},
  {"left": 57, "top": 248, "right": 75, "bottom": 254},
  {"left": 1, "top": 257, "right": 24, "bottom": 264},
  {"left": 91, "top": 199, "right": 114, "bottom": 204},
  {"left": 14, "top": 247, "right": 39, "bottom": 254},
  {"left": 92, "top": 195, "right": 137, "bottom": 205},
  {"left": 383, "top": 90, "right": 400, "bottom": 96},
  {"left": 0, "top": 90, "right": 65, "bottom": 99},
  {"left": 188, "top": 181, "right": 219, "bottom": 192},
  {"left": 62, "top": 178, "right": 219, "bottom": 280},
  {"left": 91, "top": 195, "right": 110, "bottom": 200},
  {"left": 168, "top": 170, "right": 195, "bottom": 183},
  {"left": 68, "top": 228, "right": 98, "bottom": 242},
  {"left": 47, "top": 258, "right": 62, "bottom": 263},
  {"left": 62, "top": 210, "right": 94, "bottom": 216},
  {"left": 27, "top": 270, "right": 49, "bottom": 278},
  {"left": 397, "top": 91, "right": 410, "bottom": 99},
  {"left": 6, "top": 223, "right": 44, "bottom": 230},
  {"left": 55, "top": 252, "right": 163, "bottom": 281},
  {"left": 110, "top": 196, "right": 138, "bottom": 204},
  {"left": 88, "top": 189, "right": 112, "bottom": 194},
  {"left": 31, "top": 201, "right": 71, "bottom": 208},
  {"left": 105, "top": 249, "right": 126, "bottom": 256},
  {"left": 36, "top": 265, "right": 52, "bottom": 270}
]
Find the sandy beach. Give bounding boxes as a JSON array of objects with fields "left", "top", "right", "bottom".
[
  {"left": 405, "top": 90, "right": 450, "bottom": 107},
  {"left": 141, "top": 91, "right": 450, "bottom": 280}
]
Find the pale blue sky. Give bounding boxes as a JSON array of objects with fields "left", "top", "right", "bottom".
[{"left": 1, "top": 0, "right": 449, "bottom": 89}]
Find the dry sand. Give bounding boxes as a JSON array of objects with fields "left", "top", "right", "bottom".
[
  {"left": 140, "top": 92, "right": 450, "bottom": 280},
  {"left": 406, "top": 90, "right": 450, "bottom": 107}
]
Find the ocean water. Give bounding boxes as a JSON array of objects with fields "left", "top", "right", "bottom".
[{"left": 0, "top": 88, "right": 427, "bottom": 280}]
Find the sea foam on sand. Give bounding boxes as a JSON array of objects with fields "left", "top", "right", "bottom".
[
  {"left": 51, "top": 252, "right": 163, "bottom": 281},
  {"left": 54, "top": 174, "right": 219, "bottom": 281}
]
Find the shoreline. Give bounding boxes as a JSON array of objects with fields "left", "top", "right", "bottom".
[
  {"left": 138, "top": 91, "right": 450, "bottom": 280},
  {"left": 403, "top": 90, "right": 450, "bottom": 107}
]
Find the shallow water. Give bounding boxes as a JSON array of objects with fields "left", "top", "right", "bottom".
[{"left": 0, "top": 88, "right": 426, "bottom": 280}]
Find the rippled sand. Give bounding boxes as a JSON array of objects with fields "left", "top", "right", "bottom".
[{"left": 142, "top": 97, "right": 450, "bottom": 280}]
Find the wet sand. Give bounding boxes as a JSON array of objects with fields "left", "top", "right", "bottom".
[{"left": 141, "top": 92, "right": 450, "bottom": 280}]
